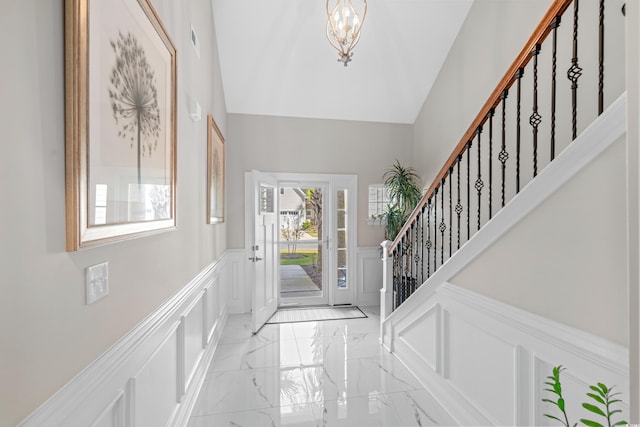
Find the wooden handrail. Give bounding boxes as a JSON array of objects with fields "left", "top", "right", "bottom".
[{"left": 388, "top": 0, "right": 573, "bottom": 254}]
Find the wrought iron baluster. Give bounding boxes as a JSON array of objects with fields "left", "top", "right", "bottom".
[
  {"left": 475, "top": 126, "right": 484, "bottom": 231},
  {"left": 440, "top": 178, "right": 446, "bottom": 266},
  {"left": 449, "top": 168, "right": 453, "bottom": 259},
  {"left": 488, "top": 109, "right": 494, "bottom": 219},
  {"left": 550, "top": 16, "right": 560, "bottom": 161},
  {"left": 420, "top": 207, "right": 425, "bottom": 285},
  {"left": 568, "top": 0, "right": 582, "bottom": 140},
  {"left": 426, "top": 200, "right": 432, "bottom": 278},
  {"left": 414, "top": 219, "right": 420, "bottom": 294},
  {"left": 598, "top": 0, "right": 604, "bottom": 115},
  {"left": 392, "top": 249, "right": 398, "bottom": 310},
  {"left": 499, "top": 90, "right": 509, "bottom": 207},
  {"left": 397, "top": 246, "right": 402, "bottom": 308},
  {"left": 466, "top": 141, "right": 471, "bottom": 241},
  {"left": 402, "top": 234, "right": 408, "bottom": 304},
  {"left": 412, "top": 222, "right": 418, "bottom": 295},
  {"left": 433, "top": 189, "right": 438, "bottom": 271},
  {"left": 406, "top": 223, "right": 415, "bottom": 298},
  {"left": 397, "top": 237, "right": 402, "bottom": 306},
  {"left": 530, "top": 44, "right": 542, "bottom": 177},
  {"left": 516, "top": 67, "right": 524, "bottom": 193},
  {"left": 456, "top": 156, "right": 462, "bottom": 250}
]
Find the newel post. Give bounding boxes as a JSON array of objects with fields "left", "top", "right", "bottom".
[{"left": 380, "top": 240, "right": 393, "bottom": 343}]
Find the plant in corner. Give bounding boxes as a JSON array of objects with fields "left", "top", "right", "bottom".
[
  {"left": 543, "top": 365, "right": 628, "bottom": 427},
  {"left": 382, "top": 160, "right": 422, "bottom": 240}
]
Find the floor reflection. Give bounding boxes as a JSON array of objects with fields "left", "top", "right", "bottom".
[{"left": 189, "top": 306, "right": 456, "bottom": 426}]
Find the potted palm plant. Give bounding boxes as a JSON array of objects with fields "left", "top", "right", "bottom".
[{"left": 382, "top": 160, "right": 422, "bottom": 240}]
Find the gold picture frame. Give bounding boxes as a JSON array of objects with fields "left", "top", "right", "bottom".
[
  {"left": 207, "top": 114, "right": 225, "bottom": 224},
  {"left": 65, "top": 0, "right": 177, "bottom": 251}
]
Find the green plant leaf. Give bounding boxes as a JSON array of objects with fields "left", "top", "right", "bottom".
[
  {"left": 586, "top": 393, "right": 605, "bottom": 405},
  {"left": 612, "top": 421, "right": 628, "bottom": 426},
  {"left": 554, "top": 382, "right": 562, "bottom": 394},
  {"left": 608, "top": 399, "right": 621, "bottom": 405},
  {"left": 558, "top": 398, "right": 565, "bottom": 411},
  {"left": 543, "top": 414, "right": 566, "bottom": 424},
  {"left": 608, "top": 409, "right": 622, "bottom": 416},
  {"left": 542, "top": 398, "right": 557, "bottom": 405},
  {"left": 589, "top": 385, "right": 606, "bottom": 397},
  {"left": 582, "top": 403, "right": 606, "bottom": 417},
  {"left": 580, "top": 419, "right": 604, "bottom": 427},
  {"left": 597, "top": 383, "right": 608, "bottom": 394}
]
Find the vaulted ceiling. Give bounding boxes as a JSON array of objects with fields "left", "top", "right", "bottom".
[{"left": 211, "top": 0, "right": 473, "bottom": 124}]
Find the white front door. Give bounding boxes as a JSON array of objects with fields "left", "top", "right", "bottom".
[
  {"left": 274, "top": 173, "right": 358, "bottom": 307},
  {"left": 246, "top": 171, "right": 279, "bottom": 333}
]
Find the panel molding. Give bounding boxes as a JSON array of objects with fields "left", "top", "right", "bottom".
[
  {"left": 18, "top": 253, "right": 232, "bottom": 427},
  {"left": 356, "top": 246, "right": 383, "bottom": 306},
  {"left": 225, "top": 249, "right": 247, "bottom": 313},
  {"left": 385, "top": 282, "right": 630, "bottom": 426},
  {"left": 397, "top": 303, "right": 441, "bottom": 372}
]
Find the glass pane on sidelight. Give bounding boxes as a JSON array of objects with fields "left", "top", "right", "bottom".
[
  {"left": 337, "top": 209, "right": 346, "bottom": 229},
  {"left": 337, "top": 189, "right": 346, "bottom": 209},
  {"left": 337, "top": 230, "right": 346, "bottom": 248},
  {"left": 336, "top": 189, "right": 348, "bottom": 289}
]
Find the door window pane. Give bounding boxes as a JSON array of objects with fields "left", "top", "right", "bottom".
[{"left": 279, "top": 187, "right": 324, "bottom": 300}]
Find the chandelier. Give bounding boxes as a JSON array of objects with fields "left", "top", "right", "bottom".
[{"left": 326, "top": 0, "right": 367, "bottom": 66}]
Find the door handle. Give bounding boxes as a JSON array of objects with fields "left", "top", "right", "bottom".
[{"left": 248, "top": 256, "right": 263, "bottom": 262}]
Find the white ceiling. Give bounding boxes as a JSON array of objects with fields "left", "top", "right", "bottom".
[{"left": 211, "top": 0, "right": 473, "bottom": 124}]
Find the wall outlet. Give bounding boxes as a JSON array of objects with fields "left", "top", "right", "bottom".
[{"left": 86, "top": 262, "right": 109, "bottom": 305}]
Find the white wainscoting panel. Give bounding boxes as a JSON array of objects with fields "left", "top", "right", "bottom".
[
  {"left": 181, "top": 292, "right": 205, "bottom": 395},
  {"left": 90, "top": 392, "right": 125, "bottom": 427},
  {"left": 356, "top": 246, "right": 383, "bottom": 306},
  {"left": 225, "top": 249, "right": 247, "bottom": 313},
  {"left": 132, "top": 324, "right": 179, "bottom": 426},
  {"left": 383, "top": 282, "right": 630, "bottom": 426},
  {"left": 446, "top": 312, "right": 517, "bottom": 425},
  {"left": 397, "top": 304, "right": 440, "bottom": 372},
  {"left": 19, "top": 254, "right": 232, "bottom": 427}
]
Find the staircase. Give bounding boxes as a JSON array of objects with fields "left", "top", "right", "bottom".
[{"left": 379, "top": 1, "right": 630, "bottom": 424}]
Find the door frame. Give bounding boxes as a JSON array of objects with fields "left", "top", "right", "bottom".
[{"left": 245, "top": 172, "right": 358, "bottom": 309}]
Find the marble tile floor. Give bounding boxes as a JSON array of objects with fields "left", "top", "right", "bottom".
[{"left": 188, "top": 306, "right": 456, "bottom": 427}]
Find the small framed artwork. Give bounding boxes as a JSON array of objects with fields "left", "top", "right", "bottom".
[
  {"left": 64, "top": 0, "right": 177, "bottom": 250},
  {"left": 207, "top": 114, "right": 225, "bottom": 224}
]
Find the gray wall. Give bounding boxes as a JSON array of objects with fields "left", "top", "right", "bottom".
[
  {"left": 0, "top": 0, "right": 227, "bottom": 425},
  {"left": 226, "top": 114, "right": 414, "bottom": 248},
  {"left": 413, "top": 0, "right": 553, "bottom": 188},
  {"left": 451, "top": 137, "right": 628, "bottom": 345},
  {"left": 411, "top": 0, "right": 628, "bottom": 345}
]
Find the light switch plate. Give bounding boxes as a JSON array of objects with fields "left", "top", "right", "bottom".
[{"left": 86, "top": 262, "right": 109, "bottom": 305}]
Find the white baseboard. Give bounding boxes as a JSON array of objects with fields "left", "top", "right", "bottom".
[
  {"left": 18, "top": 254, "right": 232, "bottom": 427},
  {"left": 384, "top": 282, "right": 630, "bottom": 426},
  {"left": 356, "top": 246, "right": 383, "bottom": 306}
]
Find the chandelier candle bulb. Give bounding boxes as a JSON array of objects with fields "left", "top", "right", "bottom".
[{"left": 326, "top": 0, "right": 367, "bottom": 66}]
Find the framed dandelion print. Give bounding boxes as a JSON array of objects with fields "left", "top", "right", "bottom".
[
  {"left": 64, "top": 0, "right": 177, "bottom": 250},
  {"left": 207, "top": 114, "right": 225, "bottom": 224}
]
